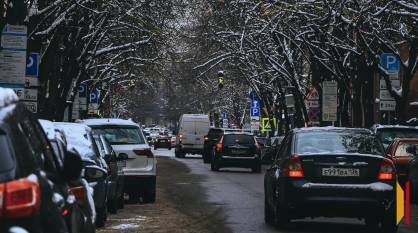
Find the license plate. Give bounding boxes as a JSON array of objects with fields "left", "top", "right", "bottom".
[
  {"left": 231, "top": 149, "right": 246, "bottom": 155},
  {"left": 160, "top": 140, "right": 167, "bottom": 142},
  {"left": 196, "top": 138, "right": 201, "bottom": 141},
  {"left": 322, "top": 168, "right": 360, "bottom": 177}
]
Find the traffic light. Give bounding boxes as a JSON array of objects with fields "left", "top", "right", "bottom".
[{"left": 218, "top": 71, "right": 224, "bottom": 90}]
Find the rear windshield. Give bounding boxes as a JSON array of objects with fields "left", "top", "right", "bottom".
[
  {"left": 92, "top": 127, "right": 145, "bottom": 145},
  {"left": 377, "top": 129, "right": 418, "bottom": 145},
  {"left": 0, "top": 134, "right": 14, "bottom": 172},
  {"left": 223, "top": 134, "right": 255, "bottom": 145},
  {"left": 208, "top": 129, "right": 223, "bottom": 139},
  {"left": 395, "top": 141, "right": 418, "bottom": 157},
  {"left": 295, "top": 132, "right": 384, "bottom": 155}
]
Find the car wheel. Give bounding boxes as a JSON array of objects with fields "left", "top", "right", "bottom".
[
  {"left": 264, "top": 196, "right": 274, "bottom": 224},
  {"left": 168, "top": 147, "right": 172, "bottom": 150},
  {"left": 274, "top": 201, "right": 290, "bottom": 229},
  {"left": 143, "top": 177, "right": 156, "bottom": 203},
  {"left": 118, "top": 195, "right": 125, "bottom": 209},
  {"left": 108, "top": 198, "right": 118, "bottom": 214},
  {"left": 381, "top": 203, "right": 398, "bottom": 233},
  {"left": 203, "top": 153, "right": 210, "bottom": 164},
  {"left": 95, "top": 202, "right": 107, "bottom": 228},
  {"left": 129, "top": 192, "right": 140, "bottom": 204},
  {"left": 211, "top": 159, "right": 219, "bottom": 171}
]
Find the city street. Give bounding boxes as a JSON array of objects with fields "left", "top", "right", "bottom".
[{"left": 99, "top": 150, "right": 418, "bottom": 233}]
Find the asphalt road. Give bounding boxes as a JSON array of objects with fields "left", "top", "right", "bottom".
[{"left": 154, "top": 149, "right": 418, "bottom": 233}]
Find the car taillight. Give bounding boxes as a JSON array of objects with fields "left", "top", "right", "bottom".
[
  {"left": 284, "top": 156, "right": 304, "bottom": 178},
  {"left": 0, "top": 184, "right": 4, "bottom": 218},
  {"left": 4, "top": 178, "right": 41, "bottom": 218},
  {"left": 378, "top": 158, "right": 396, "bottom": 181},
  {"left": 216, "top": 143, "right": 223, "bottom": 152},
  {"left": 204, "top": 136, "right": 209, "bottom": 142},
  {"left": 134, "top": 149, "right": 154, "bottom": 158},
  {"left": 68, "top": 186, "right": 87, "bottom": 203},
  {"left": 107, "top": 165, "right": 112, "bottom": 176}
]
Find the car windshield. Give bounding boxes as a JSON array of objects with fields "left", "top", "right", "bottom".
[
  {"left": 92, "top": 127, "right": 145, "bottom": 145},
  {"left": 295, "top": 131, "right": 384, "bottom": 155},
  {"left": 395, "top": 141, "right": 418, "bottom": 157},
  {"left": 377, "top": 129, "right": 418, "bottom": 145},
  {"left": 224, "top": 134, "right": 255, "bottom": 145}
]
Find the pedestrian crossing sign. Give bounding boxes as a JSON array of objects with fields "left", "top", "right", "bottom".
[{"left": 261, "top": 117, "right": 276, "bottom": 132}]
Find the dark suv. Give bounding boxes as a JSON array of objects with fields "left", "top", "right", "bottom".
[
  {"left": 211, "top": 132, "right": 261, "bottom": 172},
  {"left": 0, "top": 89, "right": 82, "bottom": 233}
]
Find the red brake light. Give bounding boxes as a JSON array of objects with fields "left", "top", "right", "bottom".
[
  {"left": 284, "top": 156, "right": 304, "bottom": 178},
  {"left": 378, "top": 158, "right": 396, "bottom": 181},
  {"left": 5, "top": 178, "right": 41, "bottom": 218},
  {"left": 134, "top": 149, "right": 154, "bottom": 158},
  {"left": 216, "top": 143, "right": 223, "bottom": 152},
  {"left": 0, "top": 184, "right": 4, "bottom": 218},
  {"left": 204, "top": 136, "right": 209, "bottom": 141},
  {"left": 62, "top": 209, "right": 69, "bottom": 216}
]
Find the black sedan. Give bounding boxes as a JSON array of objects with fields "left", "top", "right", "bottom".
[
  {"left": 211, "top": 132, "right": 261, "bottom": 173},
  {"left": 154, "top": 135, "right": 172, "bottom": 150},
  {"left": 264, "top": 127, "right": 398, "bottom": 232}
]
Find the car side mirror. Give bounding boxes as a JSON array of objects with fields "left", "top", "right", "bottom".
[
  {"left": 63, "top": 150, "right": 82, "bottom": 181},
  {"left": 117, "top": 153, "right": 129, "bottom": 161},
  {"left": 83, "top": 166, "right": 107, "bottom": 182}
]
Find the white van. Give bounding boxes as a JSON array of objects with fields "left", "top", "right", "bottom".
[{"left": 175, "top": 114, "right": 210, "bottom": 158}]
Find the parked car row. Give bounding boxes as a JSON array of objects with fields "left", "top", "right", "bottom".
[{"left": 0, "top": 89, "right": 156, "bottom": 233}]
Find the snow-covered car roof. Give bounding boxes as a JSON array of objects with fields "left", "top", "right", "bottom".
[
  {"left": 54, "top": 122, "right": 96, "bottom": 160},
  {"left": 39, "top": 119, "right": 57, "bottom": 140},
  {"left": 294, "top": 127, "right": 373, "bottom": 134},
  {"left": 371, "top": 124, "right": 418, "bottom": 131},
  {"left": 0, "top": 87, "right": 18, "bottom": 108},
  {"left": 78, "top": 118, "right": 139, "bottom": 127}
]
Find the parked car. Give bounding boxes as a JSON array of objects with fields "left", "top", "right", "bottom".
[
  {"left": 371, "top": 124, "right": 418, "bottom": 149},
  {"left": 211, "top": 132, "right": 261, "bottom": 173},
  {"left": 175, "top": 114, "right": 210, "bottom": 158},
  {"left": 203, "top": 128, "right": 224, "bottom": 163},
  {"left": 55, "top": 122, "right": 109, "bottom": 228},
  {"left": 154, "top": 133, "right": 172, "bottom": 150},
  {"left": 78, "top": 119, "right": 156, "bottom": 203},
  {"left": 0, "top": 88, "right": 77, "bottom": 233},
  {"left": 264, "top": 127, "right": 397, "bottom": 232},
  {"left": 408, "top": 144, "right": 418, "bottom": 203},
  {"left": 386, "top": 138, "right": 418, "bottom": 184},
  {"left": 93, "top": 134, "right": 125, "bottom": 213},
  {"left": 39, "top": 120, "right": 96, "bottom": 233}
]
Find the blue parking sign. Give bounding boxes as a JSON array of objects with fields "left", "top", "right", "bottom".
[
  {"left": 381, "top": 53, "right": 400, "bottom": 72},
  {"left": 90, "top": 89, "right": 99, "bottom": 104},
  {"left": 26, "top": 53, "right": 39, "bottom": 76},
  {"left": 78, "top": 85, "right": 87, "bottom": 97},
  {"left": 250, "top": 107, "right": 260, "bottom": 117}
]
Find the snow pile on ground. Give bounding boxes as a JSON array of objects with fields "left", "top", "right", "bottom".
[{"left": 110, "top": 223, "right": 140, "bottom": 230}]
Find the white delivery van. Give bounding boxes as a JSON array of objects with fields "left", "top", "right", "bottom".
[{"left": 175, "top": 114, "right": 210, "bottom": 158}]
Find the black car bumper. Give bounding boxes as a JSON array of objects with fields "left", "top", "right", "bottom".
[
  {"left": 216, "top": 155, "right": 260, "bottom": 168},
  {"left": 123, "top": 175, "right": 155, "bottom": 193},
  {"left": 155, "top": 141, "right": 171, "bottom": 148},
  {"left": 281, "top": 179, "right": 395, "bottom": 218}
]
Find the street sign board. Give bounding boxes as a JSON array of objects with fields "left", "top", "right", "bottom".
[
  {"left": 380, "top": 80, "right": 400, "bottom": 90},
  {"left": 23, "top": 101, "right": 37, "bottom": 113},
  {"left": 222, "top": 112, "right": 228, "bottom": 119},
  {"left": 380, "top": 101, "right": 396, "bottom": 111},
  {"left": 0, "top": 25, "right": 27, "bottom": 86},
  {"left": 26, "top": 53, "right": 39, "bottom": 76},
  {"left": 381, "top": 53, "right": 400, "bottom": 72},
  {"left": 24, "top": 88, "right": 37, "bottom": 101},
  {"left": 322, "top": 81, "right": 338, "bottom": 122},
  {"left": 261, "top": 117, "right": 277, "bottom": 132},
  {"left": 90, "top": 89, "right": 99, "bottom": 104},
  {"left": 250, "top": 116, "right": 260, "bottom": 132},
  {"left": 250, "top": 107, "right": 260, "bottom": 117},
  {"left": 380, "top": 90, "right": 395, "bottom": 101},
  {"left": 305, "top": 86, "right": 320, "bottom": 123}
]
